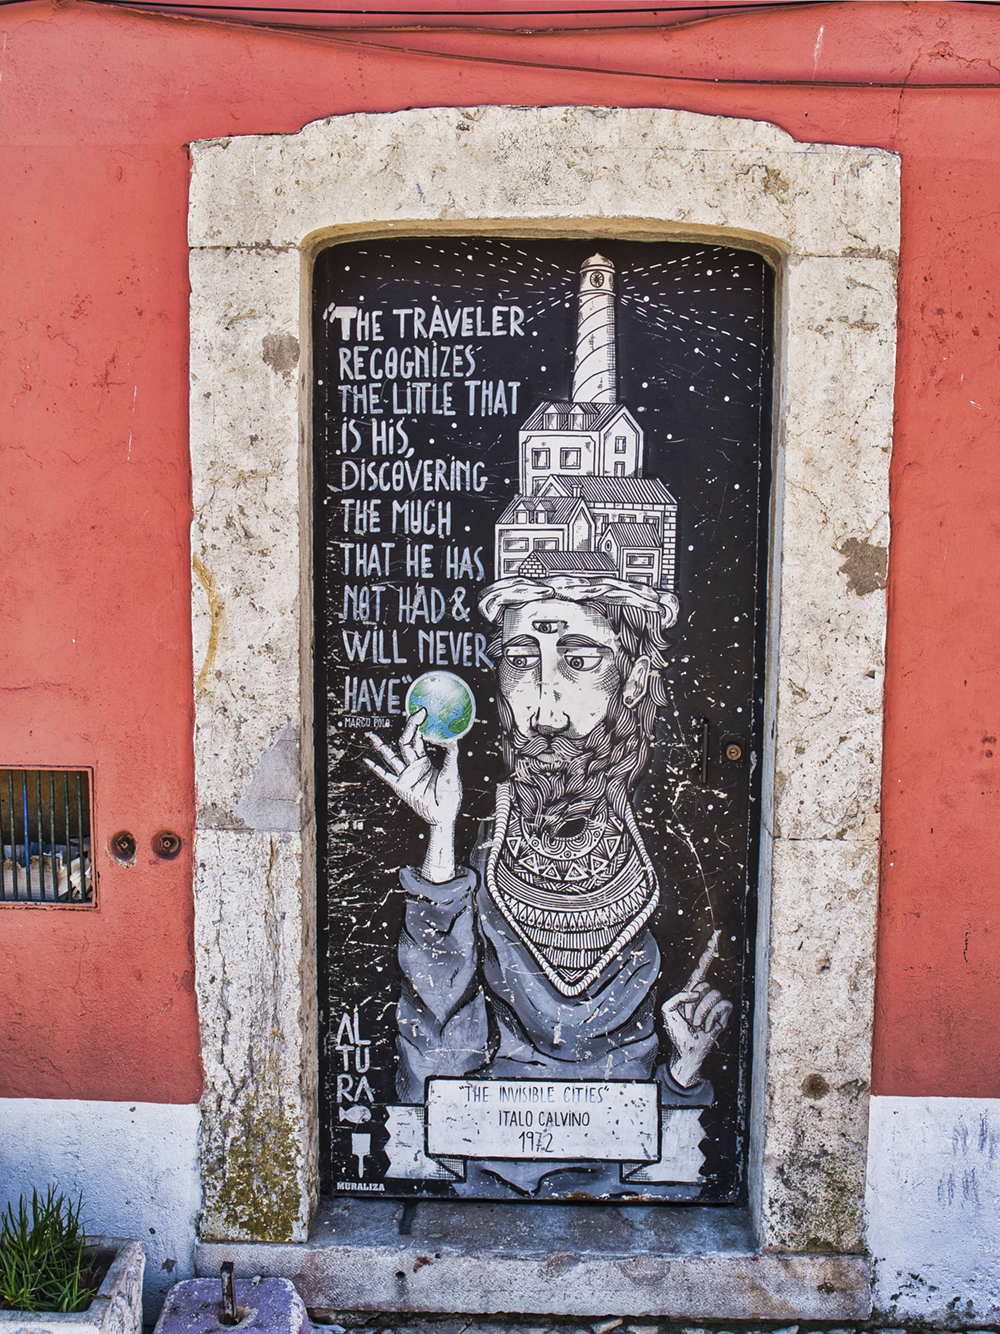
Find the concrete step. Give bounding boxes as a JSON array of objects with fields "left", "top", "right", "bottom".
[{"left": 195, "top": 1199, "right": 870, "bottom": 1322}]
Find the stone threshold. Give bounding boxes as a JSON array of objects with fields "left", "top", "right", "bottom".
[
  {"left": 306, "top": 1323, "right": 973, "bottom": 1334},
  {"left": 195, "top": 1199, "right": 871, "bottom": 1322}
]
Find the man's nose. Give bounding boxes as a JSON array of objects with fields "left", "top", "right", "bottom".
[{"left": 531, "top": 683, "right": 570, "bottom": 735}]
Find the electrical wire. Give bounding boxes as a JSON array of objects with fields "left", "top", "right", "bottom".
[
  {"left": 0, "top": 0, "right": 827, "bottom": 8},
  {"left": 7, "top": 0, "right": 1000, "bottom": 12},
  {"left": 65, "top": 0, "right": 1000, "bottom": 88},
  {"left": 5, "top": 0, "right": 1000, "bottom": 90},
  {"left": 90, "top": 0, "right": 1000, "bottom": 8}
]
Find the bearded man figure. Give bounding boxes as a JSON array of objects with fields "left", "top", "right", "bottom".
[{"left": 365, "top": 574, "right": 732, "bottom": 1197}]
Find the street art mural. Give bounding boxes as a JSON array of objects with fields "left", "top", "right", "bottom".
[{"left": 315, "top": 238, "right": 772, "bottom": 1202}]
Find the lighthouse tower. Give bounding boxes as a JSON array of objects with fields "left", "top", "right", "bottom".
[
  {"left": 572, "top": 253, "right": 617, "bottom": 403},
  {"left": 493, "top": 252, "right": 678, "bottom": 591}
]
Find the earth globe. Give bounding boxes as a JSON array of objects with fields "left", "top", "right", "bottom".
[{"left": 405, "top": 671, "right": 476, "bottom": 744}]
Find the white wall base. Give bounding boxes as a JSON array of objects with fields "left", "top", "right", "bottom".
[
  {"left": 868, "top": 1093, "right": 1000, "bottom": 1323},
  {"left": 0, "top": 1099, "right": 200, "bottom": 1320},
  {"left": 7, "top": 1092, "right": 999, "bottom": 1326}
]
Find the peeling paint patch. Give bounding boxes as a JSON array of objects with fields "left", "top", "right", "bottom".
[
  {"left": 197, "top": 802, "right": 247, "bottom": 830},
  {"left": 261, "top": 331, "right": 300, "bottom": 376},
  {"left": 837, "top": 537, "right": 887, "bottom": 596}
]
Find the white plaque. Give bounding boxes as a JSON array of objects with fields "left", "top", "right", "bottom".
[{"left": 425, "top": 1079, "right": 660, "bottom": 1161}]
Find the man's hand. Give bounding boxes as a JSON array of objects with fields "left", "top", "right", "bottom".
[
  {"left": 661, "top": 929, "right": 732, "bottom": 1089},
  {"left": 364, "top": 709, "right": 462, "bottom": 882},
  {"left": 662, "top": 984, "right": 732, "bottom": 1089}
]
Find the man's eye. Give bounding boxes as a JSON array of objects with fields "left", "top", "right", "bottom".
[
  {"left": 502, "top": 648, "right": 540, "bottom": 670},
  {"left": 563, "top": 651, "right": 604, "bottom": 672}
]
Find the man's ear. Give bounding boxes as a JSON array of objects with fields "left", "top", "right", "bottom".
[{"left": 622, "top": 655, "right": 651, "bottom": 707}]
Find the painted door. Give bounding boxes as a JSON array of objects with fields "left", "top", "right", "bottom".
[{"left": 314, "top": 237, "right": 772, "bottom": 1203}]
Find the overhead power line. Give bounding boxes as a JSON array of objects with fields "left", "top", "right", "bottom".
[
  {"left": 66, "top": 0, "right": 1000, "bottom": 88},
  {"left": 6, "top": 0, "right": 1000, "bottom": 89},
  {"left": 0, "top": 0, "right": 825, "bottom": 9}
]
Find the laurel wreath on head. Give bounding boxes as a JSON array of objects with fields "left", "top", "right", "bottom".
[{"left": 478, "top": 574, "right": 680, "bottom": 628}]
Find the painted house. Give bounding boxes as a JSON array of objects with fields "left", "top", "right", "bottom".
[
  {"left": 518, "top": 401, "right": 643, "bottom": 493},
  {"left": 495, "top": 491, "right": 596, "bottom": 576}
]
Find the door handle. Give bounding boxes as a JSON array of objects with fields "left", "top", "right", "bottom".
[{"left": 699, "top": 718, "right": 710, "bottom": 784}]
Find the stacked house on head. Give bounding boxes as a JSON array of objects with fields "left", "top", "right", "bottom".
[{"left": 495, "top": 253, "right": 677, "bottom": 591}]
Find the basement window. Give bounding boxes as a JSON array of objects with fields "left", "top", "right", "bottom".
[{"left": 1, "top": 769, "right": 94, "bottom": 905}]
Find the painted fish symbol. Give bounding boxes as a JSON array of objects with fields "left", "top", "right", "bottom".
[{"left": 339, "top": 1104, "right": 371, "bottom": 1124}]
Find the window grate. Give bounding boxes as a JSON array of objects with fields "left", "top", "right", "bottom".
[{"left": 1, "top": 769, "right": 94, "bottom": 905}]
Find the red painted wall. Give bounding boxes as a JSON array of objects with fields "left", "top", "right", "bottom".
[{"left": 1, "top": 0, "right": 997, "bottom": 1102}]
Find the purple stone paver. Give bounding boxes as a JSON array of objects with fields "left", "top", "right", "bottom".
[{"left": 154, "top": 1278, "right": 310, "bottom": 1334}]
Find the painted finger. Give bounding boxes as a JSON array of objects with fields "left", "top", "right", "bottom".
[
  {"left": 362, "top": 756, "right": 402, "bottom": 797},
  {"left": 366, "top": 733, "right": 405, "bottom": 775},
  {"left": 676, "top": 982, "right": 708, "bottom": 1024},
  {"left": 400, "top": 709, "right": 424, "bottom": 763},
  {"left": 400, "top": 709, "right": 427, "bottom": 764},
  {"left": 662, "top": 990, "right": 700, "bottom": 1015},
  {"left": 693, "top": 988, "right": 724, "bottom": 1030},
  {"left": 684, "top": 927, "right": 721, "bottom": 991},
  {"left": 400, "top": 708, "right": 424, "bottom": 746},
  {"left": 706, "top": 1000, "right": 734, "bottom": 1036}
]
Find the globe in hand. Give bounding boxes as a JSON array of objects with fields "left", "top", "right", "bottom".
[{"left": 405, "top": 671, "right": 476, "bottom": 744}]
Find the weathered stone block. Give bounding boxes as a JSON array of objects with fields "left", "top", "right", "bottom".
[{"left": 152, "top": 1278, "right": 308, "bottom": 1334}]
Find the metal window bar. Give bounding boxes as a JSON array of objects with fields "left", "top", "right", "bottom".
[{"left": 0, "top": 769, "right": 93, "bottom": 904}]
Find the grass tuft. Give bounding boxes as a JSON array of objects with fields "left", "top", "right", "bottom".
[{"left": 0, "top": 1186, "right": 101, "bottom": 1314}]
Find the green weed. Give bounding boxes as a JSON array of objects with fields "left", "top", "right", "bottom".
[{"left": 0, "top": 1187, "right": 100, "bottom": 1313}]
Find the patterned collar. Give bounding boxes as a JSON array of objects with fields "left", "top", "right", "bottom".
[{"left": 485, "top": 782, "right": 659, "bottom": 998}]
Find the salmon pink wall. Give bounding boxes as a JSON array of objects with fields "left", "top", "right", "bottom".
[{"left": 2, "top": 0, "right": 998, "bottom": 1101}]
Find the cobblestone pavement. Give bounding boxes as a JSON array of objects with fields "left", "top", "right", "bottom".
[{"left": 310, "top": 1318, "right": 997, "bottom": 1334}]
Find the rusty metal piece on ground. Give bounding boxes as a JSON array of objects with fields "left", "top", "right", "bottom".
[{"left": 219, "top": 1261, "right": 237, "bottom": 1326}]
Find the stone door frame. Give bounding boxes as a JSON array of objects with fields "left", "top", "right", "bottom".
[{"left": 187, "top": 105, "right": 897, "bottom": 1315}]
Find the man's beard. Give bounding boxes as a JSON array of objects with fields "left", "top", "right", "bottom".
[
  {"left": 499, "top": 691, "right": 651, "bottom": 840},
  {"left": 506, "top": 721, "right": 616, "bottom": 840},
  {"left": 493, "top": 694, "right": 660, "bottom": 993}
]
